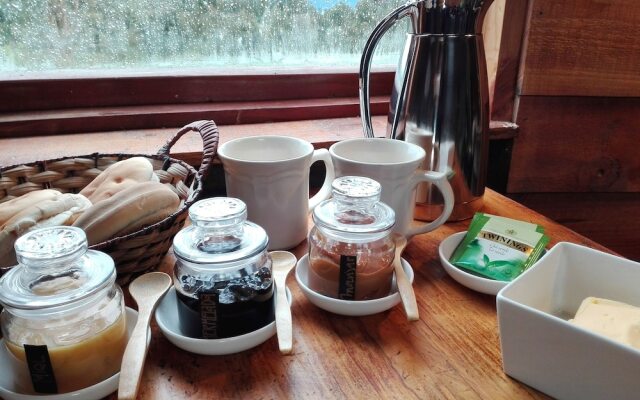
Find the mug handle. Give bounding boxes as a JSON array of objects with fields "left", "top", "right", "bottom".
[
  {"left": 406, "top": 171, "right": 454, "bottom": 237},
  {"left": 308, "top": 148, "right": 335, "bottom": 211}
]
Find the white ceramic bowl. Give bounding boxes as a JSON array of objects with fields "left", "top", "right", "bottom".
[
  {"left": 498, "top": 242, "right": 640, "bottom": 400},
  {"left": 295, "top": 254, "right": 414, "bottom": 316},
  {"left": 0, "top": 307, "right": 140, "bottom": 400},
  {"left": 438, "top": 231, "right": 508, "bottom": 295},
  {"left": 155, "top": 286, "right": 291, "bottom": 355}
]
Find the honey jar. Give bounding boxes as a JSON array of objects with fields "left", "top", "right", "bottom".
[
  {"left": 308, "top": 176, "right": 396, "bottom": 300},
  {"left": 0, "top": 226, "right": 126, "bottom": 394}
]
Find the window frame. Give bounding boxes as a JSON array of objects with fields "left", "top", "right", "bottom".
[
  {"left": 0, "top": 68, "right": 395, "bottom": 137},
  {"left": 0, "top": 0, "right": 525, "bottom": 139}
]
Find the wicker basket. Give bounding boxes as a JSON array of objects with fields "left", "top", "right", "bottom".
[{"left": 0, "top": 120, "right": 219, "bottom": 284}]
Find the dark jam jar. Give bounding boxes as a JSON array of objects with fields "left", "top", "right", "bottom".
[{"left": 172, "top": 197, "right": 274, "bottom": 339}]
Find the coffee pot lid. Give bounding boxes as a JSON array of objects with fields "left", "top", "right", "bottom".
[{"left": 411, "top": 0, "right": 493, "bottom": 34}]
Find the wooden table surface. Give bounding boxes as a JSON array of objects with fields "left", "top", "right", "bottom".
[{"left": 114, "top": 189, "right": 612, "bottom": 400}]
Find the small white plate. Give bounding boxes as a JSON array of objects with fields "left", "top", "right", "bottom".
[
  {"left": 295, "top": 254, "right": 414, "bottom": 316},
  {"left": 155, "top": 286, "right": 292, "bottom": 356},
  {"left": 438, "top": 231, "right": 508, "bottom": 296},
  {"left": 0, "top": 307, "right": 140, "bottom": 400}
]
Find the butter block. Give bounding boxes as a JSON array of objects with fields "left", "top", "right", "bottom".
[{"left": 570, "top": 297, "right": 640, "bottom": 350}]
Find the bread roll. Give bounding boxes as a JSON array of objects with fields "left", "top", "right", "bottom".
[
  {"left": 0, "top": 189, "right": 61, "bottom": 226},
  {"left": 73, "top": 181, "right": 180, "bottom": 245},
  {"left": 0, "top": 193, "right": 92, "bottom": 268},
  {"left": 80, "top": 157, "right": 155, "bottom": 203}
]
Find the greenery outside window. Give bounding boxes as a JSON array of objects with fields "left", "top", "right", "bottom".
[{"left": 0, "top": 0, "right": 415, "bottom": 137}]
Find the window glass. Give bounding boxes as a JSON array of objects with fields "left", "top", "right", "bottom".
[{"left": 1, "top": 0, "right": 408, "bottom": 73}]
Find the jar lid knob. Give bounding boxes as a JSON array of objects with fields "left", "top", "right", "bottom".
[
  {"left": 0, "top": 226, "right": 116, "bottom": 310},
  {"left": 15, "top": 226, "right": 87, "bottom": 267},
  {"left": 332, "top": 176, "right": 381, "bottom": 201},
  {"left": 331, "top": 176, "right": 382, "bottom": 225},
  {"left": 189, "top": 197, "right": 247, "bottom": 253}
]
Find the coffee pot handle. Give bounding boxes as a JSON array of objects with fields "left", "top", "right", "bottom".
[{"left": 359, "top": 2, "right": 418, "bottom": 138}]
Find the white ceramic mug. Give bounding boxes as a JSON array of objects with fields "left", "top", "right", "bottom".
[
  {"left": 218, "top": 136, "right": 334, "bottom": 250},
  {"left": 329, "top": 138, "right": 454, "bottom": 238}
]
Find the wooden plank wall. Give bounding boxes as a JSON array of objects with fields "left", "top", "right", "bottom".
[
  {"left": 519, "top": 0, "right": 640, "bottom": 97},
  {"left": 509, "top": 96, "right": 640, "bottom": 193},
  {"left": 509, "top": 0, "right": 640, "bottom": 193},
  {"left": 504, "top": 0, "right": 640, "bottom": 260}
]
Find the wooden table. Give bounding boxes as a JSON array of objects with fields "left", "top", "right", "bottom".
[{"left": 116, "top": 189, "right": 611, "bottom": 400}]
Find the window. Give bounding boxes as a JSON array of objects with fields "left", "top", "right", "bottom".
[
  {"left": 1, "top": 0, "right": 414, "bottom": 137},
  {"left": 1, "top": 1, "right": 510, "bottom": 140},
  {"left": 1, "top": 0, "right": 407, "bottom": 72}
]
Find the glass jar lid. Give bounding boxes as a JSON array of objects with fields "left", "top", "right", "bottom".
[
  {"left": 172, "top": 197, "right": 268, "bottom": 265},
  {"left": 313, "top": 176, "right": 395, "bottom": 236},
  {"left": 0, "top": 226, "right": 116, "bottom": 310}
]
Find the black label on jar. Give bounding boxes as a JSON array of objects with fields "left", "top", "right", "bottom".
[
  {"left": 23, "top": 344, "right": 58, "bottom": 394},
  {"left": 338, "top": 255, "right": 357, "bottom": 300},
  {"left": 199, "top": 291, "right": 219, "bottom": 339}
]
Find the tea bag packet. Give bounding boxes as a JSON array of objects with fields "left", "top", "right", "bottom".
[
  {"left": 473, "top": 212, "right": 545, "bottom": 233},
  {"left": 450, "top": 213, "right": 549, "bottom": 281}
]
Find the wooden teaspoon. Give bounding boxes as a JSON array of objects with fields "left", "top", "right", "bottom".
[
  {"left": 118, "top": 272, "right": 172, "bottom": 400},
  {"left": 393, "top": 234, "right": 419, "bottom": 321},
  {"left": 270, "top": 251, "right": 297, "bottom": 355}
]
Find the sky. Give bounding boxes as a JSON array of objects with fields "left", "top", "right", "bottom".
[{"left": 310, "top": 0, "right": 358, "bottom": 10}]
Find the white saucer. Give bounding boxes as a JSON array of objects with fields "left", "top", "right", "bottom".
[
  {"left": 295, "top": 254, "right": 415, "bottom": 316},
  {"left": 0, "top": 307, "right": 140, "bottom": 400},
  {"left": 155, "top": 286, "right": 292, "bottom": 355},
  {"left": 438, "top": 231, "right": 508, "bottom": 296}
]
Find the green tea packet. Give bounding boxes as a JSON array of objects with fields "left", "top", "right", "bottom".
[
  {"left": 450, "top": 213, "right": 549, "bottom": 281},
  {"left": 475, "top": 212, "right": 545, "bottom": 234}
]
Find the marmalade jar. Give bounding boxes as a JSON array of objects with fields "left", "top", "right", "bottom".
[
  {"left": 172, "top": 197, "right": 273, "bottom": 339},
  {"left": 0, "top": 226, "right": 126, "bottom": 395},
  {"left": 308, "top": 176, "right": 396, "bottom": 300}
]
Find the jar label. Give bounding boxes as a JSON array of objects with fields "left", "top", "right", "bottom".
[
  {"left": 199, "top": 291, "right": 220, "bottom": 339},
  {"left": 338, "top": 255, "right": 357, "bottom": 300},
  {"left": 23, "top": 344, "right": 58, "bottom": 394}
]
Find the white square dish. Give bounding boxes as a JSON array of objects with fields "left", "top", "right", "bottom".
[{"left": 497, "top": 242, "right": 640, "bottom": 400}]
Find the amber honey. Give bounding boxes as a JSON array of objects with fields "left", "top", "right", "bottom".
[{"left": 5, "top": 314, "right": 127, "bottom": 394}]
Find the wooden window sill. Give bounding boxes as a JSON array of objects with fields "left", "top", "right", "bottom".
[
  {"left": 0, "top": 117, "right": 517, "bottom": 168},
  {"left": 0, "top": 116, "right": 385, "bottom": 168}
]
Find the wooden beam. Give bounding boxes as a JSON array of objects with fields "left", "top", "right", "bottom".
[{"left": 491, "top": 0, "right": 530, "bottom": 121}]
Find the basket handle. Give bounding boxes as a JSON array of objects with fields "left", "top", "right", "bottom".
[{"left": 157, "top": 120, "right": 219, "bottom": 200}]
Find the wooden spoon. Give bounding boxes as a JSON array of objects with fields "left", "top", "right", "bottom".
[
  {"left": 118, "top": 272, "right": 172, "bottom": 400},
  {"left": 270, "top": 251, "right": 297, "bottom": 355},
  {"left": 393, "top": 234, "right": 419, "bottom": 321}
]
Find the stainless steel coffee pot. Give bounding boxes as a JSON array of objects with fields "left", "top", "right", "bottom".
[{"left": 359, "top": 0, "right": 493, "bottom": 221}]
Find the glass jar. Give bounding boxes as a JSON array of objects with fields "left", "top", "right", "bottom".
[
  {"left": 0, "top": 226, "right": 125, "bottom": 395},
  {"left": 173, "top": 197, "right": 273, "bottom": 339},
  {"left": 309, "top": 176, "right": 396, "bottom": 300}
]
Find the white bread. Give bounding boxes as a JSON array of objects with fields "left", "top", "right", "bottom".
[
  {"left": 80, "top": 157, "right": 155, "bottom": 203},
  {"left": 73, "top": 181, "right": 180, "bottom": 245},
  {"left": 0, "top": 189, "right": 61, "bottom": 226},
  {"left": 0, "top": 193, "right": 92, "bottom": 268}
]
